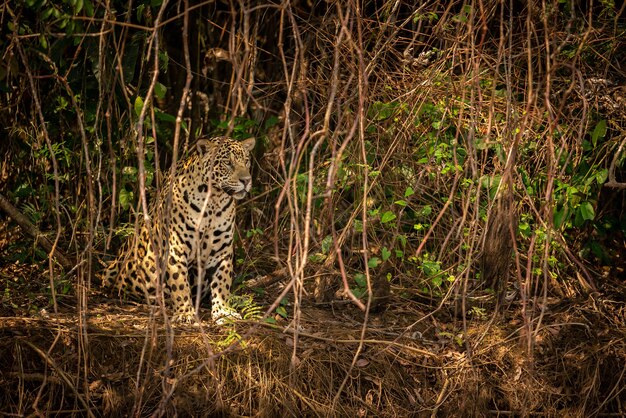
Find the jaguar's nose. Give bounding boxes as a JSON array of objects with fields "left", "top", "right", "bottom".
[{"left": 240, "top": 176, "right": 252, "bottom": 191}]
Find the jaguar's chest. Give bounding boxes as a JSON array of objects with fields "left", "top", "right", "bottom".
[{"left": 166, "top": 181, "right": 235, "bottom": 260}]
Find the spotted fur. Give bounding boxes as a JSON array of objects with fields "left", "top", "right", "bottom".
[{"left": 102, "top": 136, "right": 255, "bottom": 323}]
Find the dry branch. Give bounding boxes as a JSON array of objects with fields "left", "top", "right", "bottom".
[{"left": 0, "top": 193, "right": 73, "bottom": 270}]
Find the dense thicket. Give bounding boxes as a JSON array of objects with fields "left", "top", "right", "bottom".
[{"left": 2, "top": 0, "right": 624, "bottom": 302}]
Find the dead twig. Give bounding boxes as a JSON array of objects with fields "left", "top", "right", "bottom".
[
  {"left": 22, "top": 340, "right": 96, "bottom": 418},
  {"left": 0, "top": 193, "right": 74, "bottom": 270}
]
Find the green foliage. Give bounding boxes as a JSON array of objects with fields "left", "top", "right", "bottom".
[
  {"left": 54, "top": 276, "right": 73, "bottom": 296},
  {"left": 470, "top": 306, "right": 487, "bottom": 319},
  {"left": 381, "top": 247, "right": 392, "bottom": 262},
  {"left": 549, "top": 120, "right": 609, "bottom": 231},
  {"left": 3, "top": 0, "right": 623, "bottom": 318},
  {"left": 19, "top": 0, "right": 95, "bottom": 40},
  {"left": 216, "top": 325, "right": 245, "bottom": 348},
  {"left": 275, "top": 305, "right": 288, "bottom": 320},
  {"left": 2, "top": 0, "right": 188, "bottom": 224},
  {"left": 330, "top": 97, "right": 472, "bottom": 297},
  {"left": 210, "top": 115, "right": 258, "bottom": 140},
  {"left": 213, "top": 296, "right": 264, "bottom": 346},
  {"left": 154, "top": 82, "right": 167, "bottom": 100},
  {"left": 368, "top": 100, "right": 401, "bottom": 121},
  {"left": 274, "top": 297, "right": 289, "bottom": 320},
  {"left": 229, "top": 294, "right": 263, "bottom": 321},
  {"left": 368, "top": 257, "right": 381, "bottom": 268},
  {"left": 117, "top": 136, "right": 156, "bottom": 212},
  {"left": 438, "top": 331, "right": 464, "bottom": 347},
  {"left": 380, "top": 211, "right": 396, "bottom": 224},
  {"left": 245, "top": 228, "right": 264, "bottom": 239},
  {"left": 590, "top": 119, "right": 607, "bottom": 148},
  {"left": 351, "top": 273, "right": 368, "bottom": 299}
]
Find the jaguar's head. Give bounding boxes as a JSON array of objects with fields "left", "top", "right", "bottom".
[{"left": 198, "top": 136, "right": 256, "bottom": 200}]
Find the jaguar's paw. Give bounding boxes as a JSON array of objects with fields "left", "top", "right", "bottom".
[{"left": 213, "top": 308, "right": 241, "bottom": 326}]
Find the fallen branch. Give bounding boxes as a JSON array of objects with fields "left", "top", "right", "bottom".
[
  {"left": 604, "top": 181, "right": 626, "bottom": 190},
  {"left": 0, "top": 192, "right": 73, "bottom": 270}
]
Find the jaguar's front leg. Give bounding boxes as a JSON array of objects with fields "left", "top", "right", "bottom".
[
  {"left": 209, "top": 254, "right": 241, "bottom": 323},
  {"left": 166, "top": 251, "right": 196, "bottom": 323}
]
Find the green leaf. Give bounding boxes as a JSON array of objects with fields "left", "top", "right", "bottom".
[
  {"left": 413, "top": 223, "right": 425, "bottom": 231},
  {"left": 404, "top": 186, "right": 415, "bottom": 197},
  {"left": 567, "top": 185, "right": 580, "bottom": 200},
  {"left": 480, "top": 174, "right": 501, "bottom": 190},
  {"left": 354, "top": 273, "right": 367, "bottom": 288},
  {"left": 41, "top": 7, "right": 55, "bottom": 20},
  {"left": 420, "top": 205, "right": 432, "bottom": 217},
  {"left": 369, "top": 101, "right": 398, "bottom": 121},
  {"left": 122, "top": 166, "right": 138, "bottom": 179},
  {"left": 83, "top": 0, "right": 94, "bottom": 16},
  {"left": 119, "top": 188, "right": 134, "bottom": 210},
  {"left": 517, "top": 221, "right": 531, "bottom": 237},
  {"left": 431, "top": 275, "right": 443, "bottom": 287},
  {"left": 321, "top": 235, "right": 333, "bottom": 255},
  {"left": 553, "top": 206, "right": 568, "bottom": 229},
  {"left": 134, "top": 96, "right": 144, "bottom": 117},
  {"left": 39, "top": 34, "right": 48, "bottom": 49},
  {"left": 368, "top": 257, "right": 381, "bottom": 268},
  {"left": 137, "top": 4, "right": 146, "bottom": 21},
  {"left": 154, "top": 108, "right": 175, "bottom": 123},
  {"left": 380, "top": 211, "right": 396, "bottom": 224},
  {"left": 381, "top": 247, "right": 391, "bottom": 262},
  {"left": 264, "top": 317, "right": 277, "bottom": 324},
  {"left": 595, "top": 168, "right": 608, "bottom": 185},
  {"left": 154, "top": 82, "right": 167, "bottom": 100},
  {"left": 350, "top": 287, "right": 366, "bottom": 299},
  {"left": 579, "top": 201, "right": 595, "bottom": 221},
  {"left": 264, "top": 115, "right": 279, "bottom": 129},
  {"left": 394, "top": 199, "right": 407, "bottom": 207},
  {"left": 421, "top": 260, "right": 441, "bottom": 277},
  {"left": 591, "top": 119, "right": 607, "bottom": 148},
  {"left": 276, "top": 306, "right": 288, "bottom": 319},
  {"left": 74, "top": 0, "right": 84, "bottom": 14}
]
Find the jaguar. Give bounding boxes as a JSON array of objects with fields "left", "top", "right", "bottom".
[{"left": 102, "top": 136, "right": 255, "bottom": 323}]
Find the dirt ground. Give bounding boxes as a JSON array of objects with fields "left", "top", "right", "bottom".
[{"left": 1, "top": 261, "right": 625, "bottom": 417}]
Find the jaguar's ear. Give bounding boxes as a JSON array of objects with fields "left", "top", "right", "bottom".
[
  {"left": 195, "top": 138, "right": 218, "bottom": 155},
  {"left": 241, "top": 137, "right": 256, "bottom": 152}
]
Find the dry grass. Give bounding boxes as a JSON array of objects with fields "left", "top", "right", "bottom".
[{"left": 1, "top": 277, "right": 625, "bottom": 416}]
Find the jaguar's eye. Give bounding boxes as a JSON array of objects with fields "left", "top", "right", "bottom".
[{"left": 226, "top": 154, "right": 235, "bottom": 169}]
